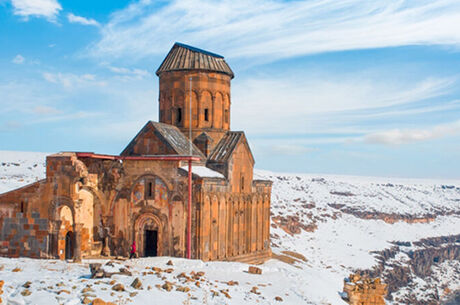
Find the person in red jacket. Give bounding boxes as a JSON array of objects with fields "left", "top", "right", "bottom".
[{"left": 129, "top": 241, "right": 136, "bottom": 259}]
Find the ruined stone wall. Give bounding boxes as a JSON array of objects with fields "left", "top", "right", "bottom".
[{"left": 0, "top": 211, "right": 49, "bottom": 258}]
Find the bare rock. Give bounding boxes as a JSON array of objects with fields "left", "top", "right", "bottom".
[
  {"left": 82, "top": 296, "right": 91, "bottom": 304},
  {"left": 250, "top": 286, "right": 260, "bottom": 295},
  {"left": 176, "top": 286, "right": 190, "bottom": 293},
  {"left": 211, "top": 290, "right": 219, "bottom": 297},
  {"left": 22, "top": 281, "right": 31, "bottom": 288},
  {"left": 275, "top": 296, "right": 283, "bottom": 301},
  {"left": 130, "top": 278, "right": 142, "bottom": 290},
  {"left": 21, "top": 289, "right": 31, "bottom": 296},
  {"left": 58, "top": 289, "right": 70, "bottom": 295},
  {"left": 220, "top": 289, "right": 231, "bottom": 299},
  {"left": 90, "top": 262, "right": 131, "bottom": 279},
  {"left": 111, "top": 283, "right": 125, "bottom": 292},
  {"left": 248, "top": 266, "right": 262, "bottom": 274},
  {"left": 166, "top": 260, "right": 173, "bottom": 266},
  {"left": 82, "top": 287, "right": 94, "bottom": 293},
  {"left": 162, "top": 282, "right": 173, "bottom": 291}
]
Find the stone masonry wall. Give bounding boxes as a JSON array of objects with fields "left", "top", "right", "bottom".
[{"left": 0, "top": 211, "right": 49, "bottom": 258}]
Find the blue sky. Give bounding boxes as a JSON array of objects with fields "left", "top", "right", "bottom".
[{"left": 1, "top": 0, "right": 460, "bottom": 179}]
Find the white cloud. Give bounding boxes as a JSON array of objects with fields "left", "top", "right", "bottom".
[
  {"left": 108, "top": 66, "right": 150, "bottom": 79},
  {"left": 67, "top": 13, "right": 99, "bottom": 26},
  {"left": 32, "top": 105, "right": 60, "bottom": 115},
  {"left": 270, "top": 144, "right": 316, "bottom": 155},
  {"left": 42, "top": 72, "right": 105, "bottom": 88},
  {"left": 364, "top": 120, "right": 460, "bottom": 145},
  {"left": 12, "top": 54, "right": 25, "bottom": 64},
  {"left": 10, "top": 0, "right": 62, "bottom": 21},
  {"left": 90, "top": 0, "right": 460, "bottom": 61},
  {"left": 231, "top": 75, "right": 454, "bottom": 134}
]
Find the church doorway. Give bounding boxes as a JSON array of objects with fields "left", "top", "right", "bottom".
[
  {"left": 144, "top": 229, "right": 158, "bottom": 257},
  {"left": 135, "top": 213, "right": 162, "bottom": 257},
  {"left": 65, "top": 231, "right": 74, "bottom": 260}
]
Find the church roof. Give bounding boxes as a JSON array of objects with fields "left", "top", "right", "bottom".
[
  {"left": 156, "top": 42, "right": 234, "bottom": 78},
  {"left": 121, "top": 121, "right": 205, "bottom": 158},
  {"left": 207, "top": 131, "right": 254, "bottom": 164}
]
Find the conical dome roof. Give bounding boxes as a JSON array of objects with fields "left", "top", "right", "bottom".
[{"left": 156, "top": 42, "right": 234, "bottom": 78}]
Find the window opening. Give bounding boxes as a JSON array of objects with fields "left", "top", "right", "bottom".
[
  {"left": 176, "top": 108, "right": 182, "bottom": 124},
  {"left": 204, "top": 108, "right": 209, "bottom": 121},
  {"left": 145, "top": 180, "right": 155, "bottom": 199}
]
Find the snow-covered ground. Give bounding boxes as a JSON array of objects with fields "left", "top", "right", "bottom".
[{"left": 0, "top": 151, "right": 459, "bottom": 304}]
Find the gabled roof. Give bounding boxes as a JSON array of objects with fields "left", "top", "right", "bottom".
[
  {"left": 121, "top": 121, "right": 205, "bottom": 158},
  {"left": 207, "top": 131, "right": 254, "bottom": 164},
  {"left": 156, "top": 42, "right": 234, "bottom": 79}
]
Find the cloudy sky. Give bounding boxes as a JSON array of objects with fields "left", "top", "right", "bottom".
[{"left": 1, "top": 0, "right": 460, "bottom": 178}]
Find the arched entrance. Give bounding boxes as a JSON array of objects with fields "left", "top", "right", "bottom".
[
  {"left": 65, "top": 231, "right": 74, "bottom": 260},
  {"left": 134, "top": 213, "right": 163, "bottom": 257},
  {"left": 144, "top": 229, "right": 158, "bottom": 256}
]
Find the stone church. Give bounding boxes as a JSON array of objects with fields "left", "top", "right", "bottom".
[{"left": 0, "top": 43, "right": 272, "bottom": 264}]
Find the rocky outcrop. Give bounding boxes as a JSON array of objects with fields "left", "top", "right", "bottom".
[
  {"left": 271, "top": 215, "right": 317, "bottom": 235},
  {"left": 342, "top": 273, "right": 387, "bottom": 305},
  {"left": 359, "top": 234, "right": 460, "bottom": 304},
  {"left": 328, "top": 204, "right": 460, "bottom": 224}
]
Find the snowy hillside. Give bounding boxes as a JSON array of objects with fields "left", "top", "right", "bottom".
[
  {"left": 0, "top": 151, "right": 48, "bottom": 194},
  {"left": 0, "top": 151, "right": 459, "bottom": 305}
]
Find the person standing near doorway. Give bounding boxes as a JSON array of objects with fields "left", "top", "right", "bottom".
[{"left": 129, "top": 241, "right": 136, "bottom": 259}]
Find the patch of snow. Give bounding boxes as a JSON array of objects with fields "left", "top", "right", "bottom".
[{"left": 181, "top": 165, "right": 224, "bottom": 179}]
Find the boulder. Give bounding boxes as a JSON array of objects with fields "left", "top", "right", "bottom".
[
  {"left": 22, "top": 281, "right": 31, "bottom": 288},
  {"left": 176, "top": 286, "right": 190, "bottom": 293},
  {"left": 130, "top": 278, "right": 142, "bottom": 290},
  {"left": 111, "top": 283, "right": 125, "bottom": 292},
  {"left": 90, "top": 262, "right": 132, "bottom": 278},
  {"left": 21, "top": 289, "right": 31, "bottom": 296},
  {"left": 248, "top": 266, "right": 262, "bottom": 274},
  {"left": 162, "top": 282, "right": 173, "bottom": 291},
  {"left": 250, "top": 286, "right": 260, "bottom": 295}
]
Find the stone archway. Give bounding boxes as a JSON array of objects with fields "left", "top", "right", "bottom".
[
  {"left": 57, "top": 205, "right": 74, "bottom": 260},
  {"left": 134, "top": 213, "right": 163, "bottom": 257}
]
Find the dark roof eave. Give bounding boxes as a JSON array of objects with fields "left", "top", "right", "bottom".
[{"left": 156, "top": 68, "right": 234, "bottom": 79}]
